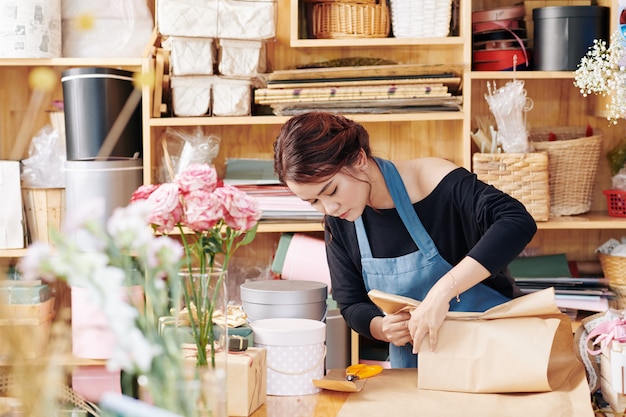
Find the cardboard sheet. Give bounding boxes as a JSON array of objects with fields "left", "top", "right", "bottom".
[{"left": 336, "top": 368, "right": 594, "bottom": 417}]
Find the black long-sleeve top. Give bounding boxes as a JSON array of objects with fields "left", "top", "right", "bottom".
[{"left": 324, "top": 166, "right": 537, "bottom": 340}]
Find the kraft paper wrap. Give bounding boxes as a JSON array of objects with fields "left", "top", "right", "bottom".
[{"left": 368, "top": 288, "right": 589, "bottom": 395}]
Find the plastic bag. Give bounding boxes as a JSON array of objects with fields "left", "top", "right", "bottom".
[
  {"left": 61, "top": 0, "right": 154, "bottom": 58},
  {"left": 159, "top": 127, "right": 221, "bottom": 182},
  {"left": 20, "top": 125, "right": 66, "bottom": 188}
]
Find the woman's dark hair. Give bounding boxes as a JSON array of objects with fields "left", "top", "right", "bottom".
[{"left": 273, "top": 112, "right": 371, "bottom": 184}]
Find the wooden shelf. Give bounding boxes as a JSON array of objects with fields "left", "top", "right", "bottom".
[
  {"left": 471, "top": 71, "right": 576, "bottom": 80},
  {"left": 149, "top": 111, "right": 465, "bottom": 127},
  {"left": 289, "top": 36, "right": 465, "bottom": 48},
  {"left": 0, "top": 57, "right": 145, "bottom": 67},
  {"left": 0, "top": 249, "right": 28, "bottom": 258}
]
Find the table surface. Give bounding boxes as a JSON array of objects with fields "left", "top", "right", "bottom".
[{"left": 250, "top": 389, "right": 349, "bottom": 417}]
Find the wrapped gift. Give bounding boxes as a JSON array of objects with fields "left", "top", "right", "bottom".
[
  {"left": 600, "top": 341, "right": 626, "bottom": 412},
  {"left": 215, "top": 347, "right": 267, "bottom": 417}
]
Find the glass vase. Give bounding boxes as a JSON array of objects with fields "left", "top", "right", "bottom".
[{"left": 178, "top": 268, "right": 228, "bottom": 417}]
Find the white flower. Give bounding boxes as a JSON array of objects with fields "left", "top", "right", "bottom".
[
  {"left": 107, "top": 201, "right": 155, "bottom": 254},
  {"left": 574, "top": 31, "right": 626, "bottom": 124}
]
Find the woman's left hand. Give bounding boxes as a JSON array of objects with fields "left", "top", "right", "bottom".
[{"left": 408, "top": 290, "right": 450, "bottom": 354}]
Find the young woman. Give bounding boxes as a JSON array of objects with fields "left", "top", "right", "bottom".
[{"left": 273, "top": 112, "right": 537, "bottom": 368}]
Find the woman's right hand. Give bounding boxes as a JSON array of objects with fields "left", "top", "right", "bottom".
[{"left": 380, "top": 311, "right": 412, "bottom": 347}]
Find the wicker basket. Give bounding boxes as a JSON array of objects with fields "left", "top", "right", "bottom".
[
  {"left": 472, "top": 152, "right": 550, "bottom": 222},
  {"left": 609, "top": 284, "right": 626, "bottom": 310},
  {"left": 389, "top": 0, "right": 452, "bottom": 38},
  {"left": 310, "top": 0, "right": 391, "bottom": 39},
  {"left": 599, "top": 253, "right": 626, "bottom": 288},
  {"left": 530, "top": 127, "right": 603, "bottom": 217}
]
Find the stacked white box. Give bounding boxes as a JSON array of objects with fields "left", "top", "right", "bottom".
[
  {"left": 171, "top": 76, "right": 214, "bottom": 117},
  {"left": 218, "top": 39, "right": 263, "bottom": 77},
  {"left": 157, "top": 0, "right": 276, "bottom": 117},
  {"left": 167, "top": 37, "right": 215, "bottom": 76},
  {"left": 212, "top": 77, "right": 252, "bottom": 116}
]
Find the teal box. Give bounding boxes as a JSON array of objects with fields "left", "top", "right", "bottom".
[{"left": 0, "top": 281, "right": 50, "bottom": 304}]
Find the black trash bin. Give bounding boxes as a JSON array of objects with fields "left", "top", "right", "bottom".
[{"left": 61, "top": 67, "right": 143, "bottom": 160}]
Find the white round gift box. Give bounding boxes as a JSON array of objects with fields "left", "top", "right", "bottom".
[{"left": 251, "top": 318, "right": 326, "bottom": 396}]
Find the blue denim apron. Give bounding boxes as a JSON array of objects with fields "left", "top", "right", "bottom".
[{"left": 355, "top": 158, "right": 510, "bottom": 368}]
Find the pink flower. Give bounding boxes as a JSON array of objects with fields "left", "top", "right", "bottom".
[
  {"left": 184, "top": 190, "right": 223, "bottom": 232},
  {"left": 131, "top": 183, "right": 159, "bottom": 202},
  {"left": 145, "top": 183, "right": 184, "bottom": 233},
  {"left": 175, "top": 164, "right": 220, "bottom": 195},
  {"left": 215, "top": 184, "right": 262, "bottom": 231}
]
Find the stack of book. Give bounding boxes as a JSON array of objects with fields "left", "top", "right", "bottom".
[
  {"left": 256, "top": 63, "right": 463, "bottom": 116},
  {"left": 224, "top": 158, "right": 322, "bottom": 221},
  {"left": 509, "top": 253, "right": 613, "bottom": 314}
]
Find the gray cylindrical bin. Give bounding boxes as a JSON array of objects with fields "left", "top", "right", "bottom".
[
  {"left": 64, "top": 158, "right": 143, "bottom": 240},
  {"left": 533, "top": 6, "right": 609, "bottom": 71},
  {"left": 61, "top": 67, "right": 143, "bottom": 160}
]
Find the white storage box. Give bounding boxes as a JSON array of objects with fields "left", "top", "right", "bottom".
[
  {"left": 171, "top": 75, "right": 214, "bottom": 117},
  {"left": 251, "top": 318, "right": 326, "bottom": 396},
  {"left": 218, "top": 39, "right": 263, "bottom": 77},
  {"left": 212, "top": 77, "right": 252, "bottom": 116},
  {"left": 167, "top": 37, "right": 215, "bottom": 76},
  {"left": 157, "top": 0, "right": 219, "bottom": 37},
  {"left": 217, "top": 0, "right": 277, "bottom": 40},
  {"left": 0, "top": 0, "right": 61, "bottom": 58}
]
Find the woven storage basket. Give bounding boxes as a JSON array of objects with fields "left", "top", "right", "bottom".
[
  {"left": 530, "top": 127, "right": 603, "bottom": 217},
  {"left": 609, "top": 284, "right": 626, "bottom": 310},
  {"left": 599, "top": 253, "right": 626, "bottom": 287},
  {"left": 390, "top": 0, "right": 452, "bottom": 38},
  {"left": 472, "top": 152, "right": 550, "bottom": 222},
  {"left": 310, "top": 0, "right": 390, "bottom": 39}
]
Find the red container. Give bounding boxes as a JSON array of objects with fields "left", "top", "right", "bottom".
[{"left": 604, "top": 189, "right": 626, "bottom": 217}]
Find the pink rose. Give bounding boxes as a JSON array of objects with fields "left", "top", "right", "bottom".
[
  {"left": 175, "top": 164, "right": 219, "bottom": 195},
  {"left": 146, "top": 183, "right": 184, "bottom": 233},
  {"left": 215, "top": 185, "right": 262, "bottom": 231},
  {"left": 184, "top": 190, "right": 223, "bottom": 232},
  {"left": 131, "top": 183, "right": 159, "bottom": 202}
]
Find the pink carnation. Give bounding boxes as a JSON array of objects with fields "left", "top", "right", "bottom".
[
  {"left": 215, "top": 185, "right": 262, "bottom": 231},
  {"left": 131, "top": 183, "right": 159, "bottom": 202},
  {"left": 175, "top": 164, "right": 220, "bottom": 195},
  {"left": 183, "top": 190, "right": 223, "bottom": 232},
  {"left": 145, "top": 183, "right": 184, "bottom": 233}
]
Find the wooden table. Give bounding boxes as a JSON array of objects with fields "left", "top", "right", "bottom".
[{"left": 250, "top": 390, "right": 349, "bottom": 417}]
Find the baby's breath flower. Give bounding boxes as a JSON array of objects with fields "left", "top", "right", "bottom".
[{"left": 574, "top": 31, "right": 626, "bottom": 124}]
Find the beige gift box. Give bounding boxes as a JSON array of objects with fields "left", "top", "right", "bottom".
[{"left": 215, "top": 347, "right": 267, "bottom": 416}]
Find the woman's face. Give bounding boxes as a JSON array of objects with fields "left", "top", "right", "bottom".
[{"left": 286, "top": 168, "right": 370, "bottom": 222}]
